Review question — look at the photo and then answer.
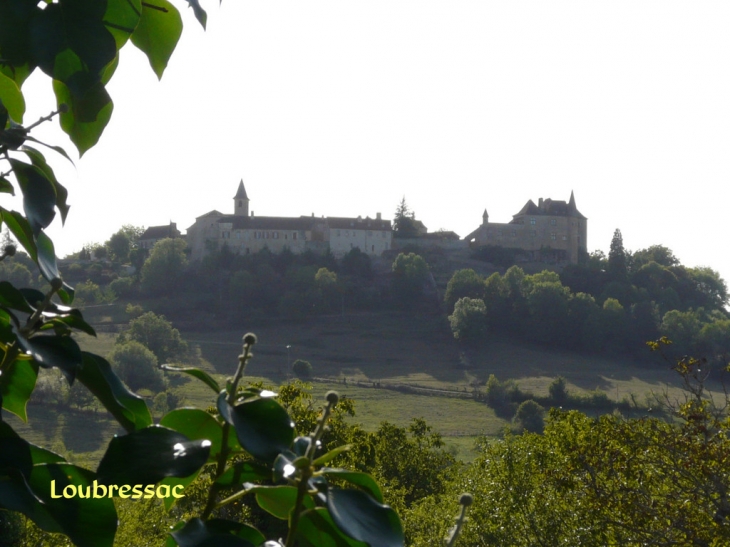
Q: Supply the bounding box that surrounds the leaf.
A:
[131,0,183,79]
[0,176,14,195]
[104,0,143,49]
[326,488,404,547]
[0,359,38,422]
[27,464,118,547]
[0,72,25,122]
[312,445,353,468]
[244,484,314,520]
[159,408,225,509]
[321,469,383,503]
[96,425,210,487]
[217,392,295,462]
[0,209,37,261]
[20,145,71,223]
[23,136,75,166]
[214,460,270,488]
[15,332,82,384]
[53,79,113,156]
[35,230,75,304]
[0,281,35,313]
[170,518,264,547]
[77,352,151,432]
[184,0,207,29]
[9,159,56,236]
[296,508,368,547]
[161,365,220,394]
[0,421,65,472]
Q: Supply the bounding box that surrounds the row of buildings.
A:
[139,180,588,264]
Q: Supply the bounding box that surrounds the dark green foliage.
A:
[607,228,628,281]
[513,399,545,433]
[548,376,568,403]
[471,244,523,268]
[392,197,419,239]
[448,297,487,342]
[141,238,188,295]
[391,252,430,306]
[444,269,485,313]
[118,311,188,364]
[292,359,313,379]
[107,340,165,393]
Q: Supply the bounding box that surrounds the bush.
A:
[292,359,313,379]
[548,376,568,404]
[514,399,545,433]
[109,276,136,298]
[108,341,165,392]
[118,311,187,364]
[449,297,487,342]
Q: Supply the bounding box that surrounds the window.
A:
[551,232,557,240]
[550,219,556,226]
[293,232,298,240]
[530,218,536,225]
[273,232,279,239]
[562,235,567,241]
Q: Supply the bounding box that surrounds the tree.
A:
[514,399,545,433]
[106,230,131,263]
[118,311,187,364]
[141,237,188,295]
[448,297,487,342]
[391,252,430,305]
[444,269,485,313]
[607,228,628,281]
[107,341,165,393]
[393,196,419,238]
[291,359,313,379]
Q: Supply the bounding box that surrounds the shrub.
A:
[514,399,545,433]
[108,341,165,392]
[292,359,313,379]
[109,276,136,298]
[548,376,568,404]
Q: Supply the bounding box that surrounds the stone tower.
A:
[234,179,249,216]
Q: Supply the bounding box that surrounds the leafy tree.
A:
[0,260,32,287]
[393,196,420,238]
[141,237,188,295]
[444,269,485,313]
[118,311,187,364]
[391,252,430,305]
[106,230,131,263]
[108,340,165,393]
[291,359,313,379]
[548,376,568,404]
[513,399,545,433]
[448,297,487,342]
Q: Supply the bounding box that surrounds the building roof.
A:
[139,223,180,241]
[219,215,321,231]
[326,216,392,230]
[234,180,248,200]
[512,193,586,220]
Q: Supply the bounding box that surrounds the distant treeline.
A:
[447,235,729,361]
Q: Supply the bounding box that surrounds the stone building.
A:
[464,192,587,264]
[138,222,181,250]
[185,181,393,261]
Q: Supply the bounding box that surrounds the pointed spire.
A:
[234,179,248,200]
[568,190,576,210]
[482,208,489,225]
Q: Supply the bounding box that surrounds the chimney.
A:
[538,197,543,207]
[376,212,381,220]
[251,211,254,217]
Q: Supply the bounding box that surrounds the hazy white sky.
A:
[17,1,730,282]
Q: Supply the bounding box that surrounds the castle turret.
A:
[482,208,489,226]
[234,180,249,216]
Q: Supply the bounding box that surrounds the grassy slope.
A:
[8,310,703,464]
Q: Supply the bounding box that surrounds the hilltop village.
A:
[139,180,588,264]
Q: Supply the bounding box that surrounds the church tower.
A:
[234,180,249,216]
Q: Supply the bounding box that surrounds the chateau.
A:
[465,192,587,264]
[185,181,393,261]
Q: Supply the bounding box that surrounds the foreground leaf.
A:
[217,392,295,462]
[0,72,25,122]
[131,0,183,79]
[170,518,264,547]
[321,469,383,503]
[161,365,220,394]
[96,425,210,486]
[326,488,404,547]
[0,359,39,421]
[297,508,368,547]
[77,352,151,432]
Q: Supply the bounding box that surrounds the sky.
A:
[14,1,730,283]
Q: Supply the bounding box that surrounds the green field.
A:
[7,311,708,464]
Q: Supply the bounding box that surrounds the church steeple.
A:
[568,190,576,211]
[482,208,489,225]
[234,179,249,216]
